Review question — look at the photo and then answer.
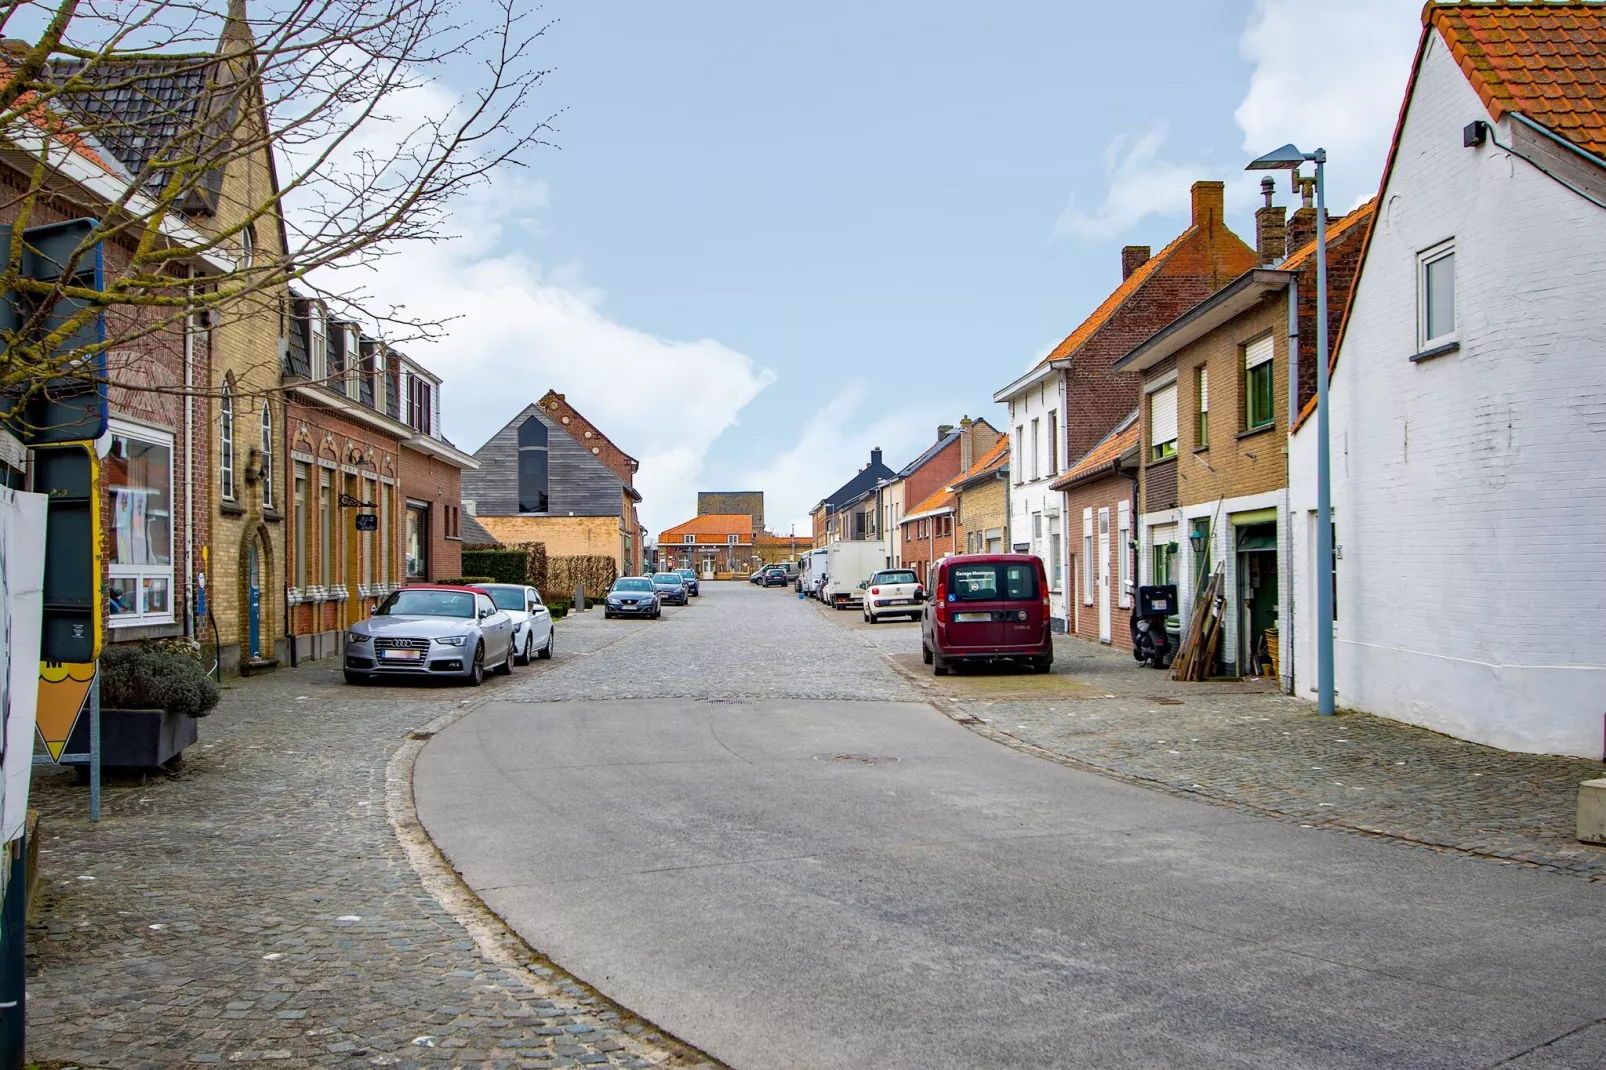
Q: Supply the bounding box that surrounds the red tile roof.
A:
[1430,1,1606,159]
[1051,415,1139,491]
[1036,229,1191,369]
[1282,199,1378,272]
[967,437,1009,477]
[904,486,956,521]
[660,514,754,541]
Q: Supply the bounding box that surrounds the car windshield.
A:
[485,587,529,611]
[676,569,695,578]
[874,571,919,585]
[378,589,475,618]
[613,578,654,592]
[947,563,1039,602]
[653,573,683,583]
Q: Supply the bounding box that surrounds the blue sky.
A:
[381,0,1424,535]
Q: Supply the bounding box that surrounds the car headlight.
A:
[434,635,469,647]
[347,631,370,645]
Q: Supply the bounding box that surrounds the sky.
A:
[359,0,1426,538]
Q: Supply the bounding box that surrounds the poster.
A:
[0,486,47,846]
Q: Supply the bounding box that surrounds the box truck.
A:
[820,541,886,609]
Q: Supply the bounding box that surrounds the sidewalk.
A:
[852,611,1606,880]
[24,609,718,1069]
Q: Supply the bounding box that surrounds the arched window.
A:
[260,404,274,509]
[517,416,549,514]
[220,383,235,501]
[241,224,256,268]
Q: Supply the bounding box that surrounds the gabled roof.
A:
[822,455,898,512]
[461,512,500,549]
[1036,228,1194,371]
[952,437,1010,491]
[1431,1,1606,160]
[661,513,754,538]
[1281,199,1378,271]
[903,485,956,523]
[1051,409,1139,491]
[538,389,640,483]
[897,430,960,478]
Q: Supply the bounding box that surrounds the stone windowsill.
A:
[220,500,246,517]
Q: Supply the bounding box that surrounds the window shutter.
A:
[1245,335,1274,370]
[1150,384,1178,448]
[1082,508,1093,538]
[1198,368,1209,413]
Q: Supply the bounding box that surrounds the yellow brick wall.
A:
[476,515,623,565]
[958,479,1009,551]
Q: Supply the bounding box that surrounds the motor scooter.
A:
[1131,584,1177,669]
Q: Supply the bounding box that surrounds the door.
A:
[1097,509,1112,643]
[247,543,262,659]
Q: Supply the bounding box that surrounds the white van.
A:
[800,548,830,597]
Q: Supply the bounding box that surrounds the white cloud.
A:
[742,384,954,537]
[1057,0,1421,239]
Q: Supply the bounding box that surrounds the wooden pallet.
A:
[1171,568,1226,682]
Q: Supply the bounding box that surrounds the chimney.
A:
[870,447,883,469]
[1121,246,1151,280]
[1190,181,1225,231]
[959,417,975,472]
[938,424,954,439]
[1255,176,1287,266]
[1286,175,1318,255]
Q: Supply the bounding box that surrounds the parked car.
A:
[761,565,790,588]
[604,576,661,619]
[799,547,829,595]
[344,584,516,686]
[675,568,701,597]
[653,571,691,605]
[920,555,1052,676]
[748,568,766,585]
[478,583,555,663]
[860,568,923,624]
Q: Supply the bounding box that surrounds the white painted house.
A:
[993,365,1068,627]
[1289,2,1606,758]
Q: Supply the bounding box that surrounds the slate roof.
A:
[896,430,960,479]
[460,513,500,549]
[1051,409,1139,491]
[821,453,898,513]
[464,403,631,518]
[1431,1,1606,159]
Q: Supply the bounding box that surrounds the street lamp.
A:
[1247,143,1333,716]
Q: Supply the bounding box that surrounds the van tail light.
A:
[935,579,948,622]
[870,587,880,595]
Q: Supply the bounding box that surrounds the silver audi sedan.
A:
[343,585,516,686]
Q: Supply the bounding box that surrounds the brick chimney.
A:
[1121,246,1151,280]
[1191,181,1225,232]
[938,424,954,440]
[1286,175,1317,255]
[1255,177,1286,266]
[959,417,975,472]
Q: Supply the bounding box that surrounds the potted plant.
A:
[64,642,220,768]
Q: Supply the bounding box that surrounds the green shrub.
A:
[512,541,549,592]
[461,549,531,585]
[545,555,617,603]
[545,599,570,619]
[436,576,496,586]
[101,645,221,718]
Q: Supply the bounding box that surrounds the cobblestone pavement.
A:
[26,599,723,1069]
[829,602,1606,880]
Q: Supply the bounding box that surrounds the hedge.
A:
[546,555,617,603]
[461,549,531,585]
[437,576,495,586]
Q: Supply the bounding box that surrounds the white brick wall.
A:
[1289,32,1606,758]
[1001,371,1068,626]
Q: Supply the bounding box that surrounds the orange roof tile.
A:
[1036,228,1194,369]
[659,513,754,539]
[1282,199,1379,272]
[969,437,1010,477]
[905,486,956,520]
[1430,1,1606,159]
[1051,417,1139,491]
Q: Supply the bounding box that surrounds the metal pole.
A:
[1313,151,1335,717]
[89,664,101,821]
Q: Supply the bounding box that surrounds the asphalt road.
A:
[415,582,1606,1069]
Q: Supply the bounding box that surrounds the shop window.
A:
[106,426,175,626]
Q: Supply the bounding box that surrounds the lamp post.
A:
[1248,143,1333,716]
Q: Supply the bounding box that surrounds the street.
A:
[416,582,1606,1070]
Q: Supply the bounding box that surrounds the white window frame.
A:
[106,421,177,628]
[1147,378,1178,462]
[1081,507,1094,605]
[219,383,235,500]
[727,534,738,545]
[260,404,274,510]
[1417,239,1457,350]
[1117,501,1131,607]
[683,534,696,544]
[1031,417,1041,481]
[309,302,327,381]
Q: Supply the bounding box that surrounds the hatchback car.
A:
[861,568,924,624]
[604,577,661,619]
[344,585,516,686]
[653,572,691,605]
[675,568,701,597]
[920,555,1052,675]
[760,565,789,588]
[478,583,555,663]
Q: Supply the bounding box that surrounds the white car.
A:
[861,568,924,623]
[479,583,555,663]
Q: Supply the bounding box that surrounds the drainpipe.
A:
[1284,277,1299,695]
[1121,462,1139,639]
[184,305,195,640]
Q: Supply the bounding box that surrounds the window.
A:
[363,475,377,586]
[727,534,738,545]
[293,462,308,588]
[380,482,392,585]
[106,426,174,626]
[1015,424,1025,484]
[1046,410,1058,474]
[1032,512,1042,540]
[684,534,696,544]
[319,469,333,587]
[1031,418,1041,480]
[407,373,434,435]
[1148,381,1177,461]
[260,404,274,510]
[219,383,235,500]
[517,416,550,513]
[1153,539,1177,587]
[947,562,1039,601]
[1195,366,1209,448]
[309,303,327,381]
[406,504,429,580]
[1117,501,1131,607]
[1419,241,1456,347]
[1245,336,1275,430]
[1048,514,1062,593]
[240,224,255,268]
[1082,508,1094,604]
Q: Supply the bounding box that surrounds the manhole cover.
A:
[1148,697,1184,706]
[812,753,900,765]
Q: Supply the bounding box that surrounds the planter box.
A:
[62,708,198,768]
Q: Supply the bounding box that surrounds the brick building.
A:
[953,438,1010,556]
[698,491,764,531]
[1051,413,1139,652]
[811,448,896,547]
[898,420,1004,580]
[659,514,755,574]
[994,181,1257,632]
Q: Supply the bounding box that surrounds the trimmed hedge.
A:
[512,541,549,593]
[437,576,496,586]
[102,645,221,718]
[461,550,531,585]
[546,555,617,603]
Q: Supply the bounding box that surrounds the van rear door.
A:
[943,560,1042,651]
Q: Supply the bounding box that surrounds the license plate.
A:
[890,599,912,605]
[955,612,992,623]
[380,649,422,660]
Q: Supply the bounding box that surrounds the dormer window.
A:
[309,303,327,381]
[517,416,550,513]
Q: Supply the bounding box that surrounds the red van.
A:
[919,554,1053,675]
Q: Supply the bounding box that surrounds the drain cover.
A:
[1148,697,1184,707]
[812,753,900,765]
